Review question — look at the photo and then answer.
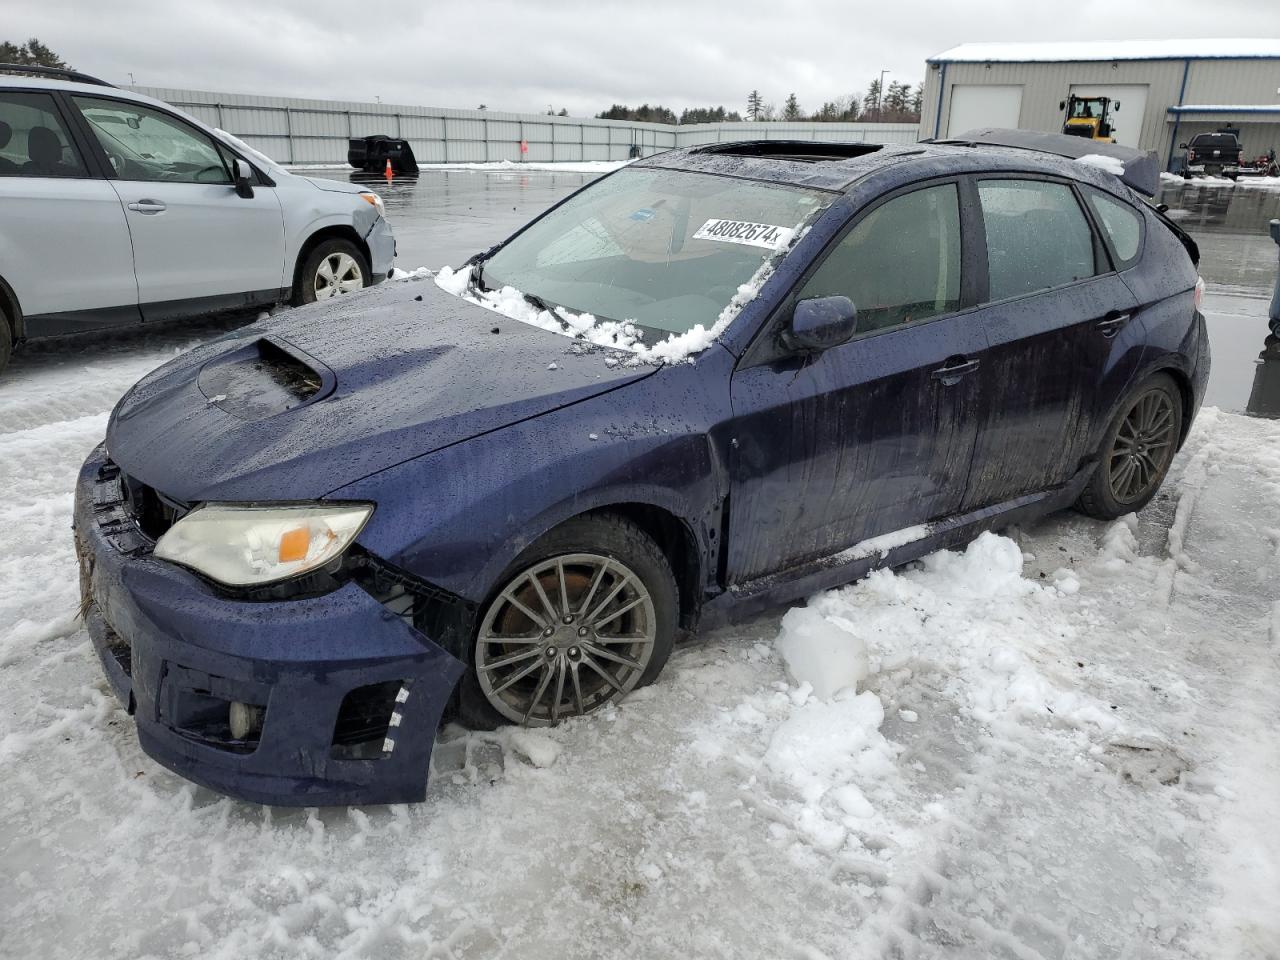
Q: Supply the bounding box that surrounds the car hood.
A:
[106,279,656,503]
[300,175,367,195]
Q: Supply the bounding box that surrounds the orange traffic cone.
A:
[384,158,394,182]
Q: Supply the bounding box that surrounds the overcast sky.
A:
[10,1,1280,116]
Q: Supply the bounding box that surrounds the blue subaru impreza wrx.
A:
[74,131,1208,805]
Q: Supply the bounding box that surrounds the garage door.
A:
[947,85,1023,137]
[1068,84,1149,148]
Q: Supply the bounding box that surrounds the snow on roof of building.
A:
[1167,104,1280,114]
[930,39,1280,64]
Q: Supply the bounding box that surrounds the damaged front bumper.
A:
[72,445,466,806]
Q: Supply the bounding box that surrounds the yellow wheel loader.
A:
[1059,95,1119,143]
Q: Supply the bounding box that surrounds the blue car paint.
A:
[74,141,1207,805]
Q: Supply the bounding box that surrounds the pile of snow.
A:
[1160,171,1280,189]
[428,253,788,365]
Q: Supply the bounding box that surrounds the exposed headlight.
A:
[359,191,387,219]
[153,503,373,587]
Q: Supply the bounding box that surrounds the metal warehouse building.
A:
[920,39,1280,171]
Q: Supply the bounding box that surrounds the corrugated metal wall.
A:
[130,86,920,165]
[919,56,1280,169]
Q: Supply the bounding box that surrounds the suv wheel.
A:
[458,515,677,729]
[1076,373,1183,520]
[294,239,369,305]
[0,313,11,377]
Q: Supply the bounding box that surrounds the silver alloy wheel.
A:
[313,252,364,299]
[475,553,657,725]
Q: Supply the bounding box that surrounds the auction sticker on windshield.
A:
[693,219,795,250]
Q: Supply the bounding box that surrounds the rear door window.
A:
[71,97,231,184]
[1085,189,1143,266]
[798,183,962,335]
[978,179,1097,300]
[0,91,88,178]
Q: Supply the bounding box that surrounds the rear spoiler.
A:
[931,128,1161,198]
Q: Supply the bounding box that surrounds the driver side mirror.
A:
[1180,143,1188,150]
[1058,100,1066,111]
[781,296,858,354]
[1113,101,1120,111]
[233,158,255,199]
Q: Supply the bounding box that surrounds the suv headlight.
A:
[154,503,373,587]
[359,191,387,219]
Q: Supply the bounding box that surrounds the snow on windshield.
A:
[430,251,792,365]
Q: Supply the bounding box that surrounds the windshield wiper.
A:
[522,291,560,317]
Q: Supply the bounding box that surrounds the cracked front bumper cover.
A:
[73,445,466,806]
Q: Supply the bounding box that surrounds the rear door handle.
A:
[126,199,167,214]
[1094,312,1132,338]
[931,357,980,385]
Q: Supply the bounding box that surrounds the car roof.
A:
[0,75,189,115]
[634,139,1141,199]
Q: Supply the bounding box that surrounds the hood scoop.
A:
[197,337,335,420]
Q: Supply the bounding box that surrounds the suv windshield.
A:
[480,167,831,340]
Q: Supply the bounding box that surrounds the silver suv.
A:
[0,66,395,376]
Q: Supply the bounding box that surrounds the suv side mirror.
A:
[233,158,255,199]
[1180,143,1188,150]
[781,296,858,354]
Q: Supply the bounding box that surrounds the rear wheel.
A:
[1076,374,1183,520]
[294,239,369,305]
[458,515,677,729]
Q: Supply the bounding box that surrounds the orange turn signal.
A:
[278,527,310,563]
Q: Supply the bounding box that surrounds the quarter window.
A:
[978,180,1097,300]
[0,91,88,178]
[1086,189,1142,265]
[72,97,231,184]
[798,183,962,335]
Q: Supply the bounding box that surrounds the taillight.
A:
[1194,276,1205,310]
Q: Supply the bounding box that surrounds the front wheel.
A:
[294,239,369,305]
[458,515,677,729]
[1076,374,1183,520]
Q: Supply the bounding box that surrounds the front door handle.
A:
[126,199,167,214]
[931,356,980,386]
[1094,312,1132,339]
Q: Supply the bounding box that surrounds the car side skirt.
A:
[700,465,1092,630]
[23,288,289,338]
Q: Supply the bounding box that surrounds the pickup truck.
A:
[1180,132,1244,179]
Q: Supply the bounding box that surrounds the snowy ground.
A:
[1160,171,1280,190]
[2,311,1279,959]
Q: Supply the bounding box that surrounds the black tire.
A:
[293,238,370,306]
[0,314,11,378]
[1076,373,1183,520]
[457,514,678,730]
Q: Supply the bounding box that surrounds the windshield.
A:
[1069,99,1100,119]
[480,167,831,341]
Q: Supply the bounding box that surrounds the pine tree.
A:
[783,93,802,122]
[909,84,924,118]
[747,90,764,122]
[863,78,883,119]
[0,38,71,69]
